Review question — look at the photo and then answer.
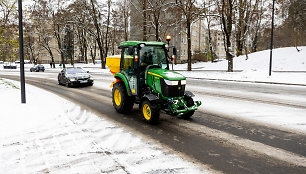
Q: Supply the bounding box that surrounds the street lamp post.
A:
[269,0,276,76]
[18,0,26,103]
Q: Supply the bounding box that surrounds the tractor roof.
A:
[119,41,166,47]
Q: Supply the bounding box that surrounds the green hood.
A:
[148,68,186,80]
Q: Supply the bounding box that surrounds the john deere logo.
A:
[178,86,181,90]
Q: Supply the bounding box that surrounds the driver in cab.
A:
[140,50,153,72]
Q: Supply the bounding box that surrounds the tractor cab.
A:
[106,40,201,124]
[118,41,172,97]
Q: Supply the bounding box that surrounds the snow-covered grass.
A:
[0,78,210,173]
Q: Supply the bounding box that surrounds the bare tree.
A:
[90,0,106,69]
[30,0,57,67]
[121,0,129,41]
[104,0,112,58]
[146,0,168,41]
[202,0,218,62]
[250,0,265,53]
[175,0,205,71]
[217,0,235,72]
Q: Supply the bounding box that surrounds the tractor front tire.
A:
[112,82,134,113]
[141,100,160,124]
[180,97,195,119]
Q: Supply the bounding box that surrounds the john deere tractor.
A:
[106,40,201,124]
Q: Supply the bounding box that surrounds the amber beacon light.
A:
[166,35,171,42]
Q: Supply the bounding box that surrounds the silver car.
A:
[58,67,94,87]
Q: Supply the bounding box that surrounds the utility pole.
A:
[269,0,275,76]
[18,0,26,103]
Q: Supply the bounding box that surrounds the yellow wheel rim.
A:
[143,104,151,120]
[114,89,121,106]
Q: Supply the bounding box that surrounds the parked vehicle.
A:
[95,60,101,64]
[24,60,31,64]
[106,39,201,124]
[3,62,17,69]
[58,67,93,87]
[30,65,45,72]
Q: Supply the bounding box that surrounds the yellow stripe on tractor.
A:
[148,72,163,78]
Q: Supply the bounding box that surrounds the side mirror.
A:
[173,47,177,56]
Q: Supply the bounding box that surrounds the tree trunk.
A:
[221,0,233,72]
[155,15,159,41]
[236,0,244,57]
[244,45,249,60]
[187,18,192,71]
[48,49,55,68]
[123,0,128,41]
[143,0,147,41]
[90,0,105,69]
[56,26,65,68]
[252,32,258,52]
[207,20,214,62]
[104,0,111,59]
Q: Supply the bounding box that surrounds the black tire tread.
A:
[141,100,160,124]
[112,82,134,113]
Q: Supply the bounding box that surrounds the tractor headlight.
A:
[181,80,186,85]
[164,79,178,86]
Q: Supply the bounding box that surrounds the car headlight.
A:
[69,77,77,81]
[181,80,186,85]
[164,79,178,86]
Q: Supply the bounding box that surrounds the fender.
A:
[115,72,132,96]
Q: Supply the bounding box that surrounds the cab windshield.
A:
[139,46,168,69]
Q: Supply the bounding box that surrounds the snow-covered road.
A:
[2,68,306,133]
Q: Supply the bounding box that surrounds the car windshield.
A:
[140,46,168,69]
[66,68,86,74]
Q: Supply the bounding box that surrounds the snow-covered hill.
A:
[175,46,306,72]
[174,47,306,85]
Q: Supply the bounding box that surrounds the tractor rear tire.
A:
[141,100,160,124]
[112,82,134,113]
[180,97,195,119]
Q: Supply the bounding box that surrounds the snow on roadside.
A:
[191,93,306,134]
[0,78,212,174]
[174,47,306,72]
[174,47,306,85]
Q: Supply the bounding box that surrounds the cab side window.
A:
[122,47,136,74]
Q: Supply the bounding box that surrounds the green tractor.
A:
[106,40,201,124]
